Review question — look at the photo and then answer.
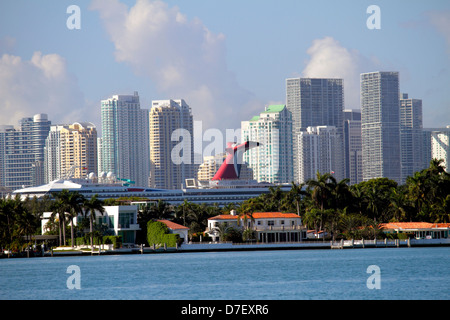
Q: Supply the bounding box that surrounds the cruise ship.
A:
[12,141,292,206]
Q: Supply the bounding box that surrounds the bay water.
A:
[0,247,448,300]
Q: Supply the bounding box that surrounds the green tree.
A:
[67,192,85,248]
[83,194,105,253]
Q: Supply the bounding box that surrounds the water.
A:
[0,247,448,300]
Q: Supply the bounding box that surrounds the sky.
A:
[0,0,449,135]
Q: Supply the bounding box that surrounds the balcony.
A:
[206,225,303,233]
[117,223,141,231]
[253,225,303,232]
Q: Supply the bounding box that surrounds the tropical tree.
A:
[50,191,71,246]
[213,223,231,242]
[83,194,105,253]
[286,182,307,216]
[67,192,85,248]
[0,198,16,250]
[306,172,336,231]
[237,200,256,230]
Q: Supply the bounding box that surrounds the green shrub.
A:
[147,220,180,247]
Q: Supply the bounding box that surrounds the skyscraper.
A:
[149,99,194,189]
[343,109,363,185]
[241,105,293,184]
[44,122,98,182]
[400,93,424,182]
[100,92,150,187]
[286,78,344,183]
[297,126,343,184]
[0,114,51,190]
[431,126,450,173]
[360,71,401,184]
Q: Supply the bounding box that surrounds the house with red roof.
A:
[207,210,305,243]
[379,222,450,239]
[158,220,189,244]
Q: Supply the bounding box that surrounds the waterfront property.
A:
[206,210,306,243]
[158,220,189,244]
[42,205,140,245]
[380,222,450,240]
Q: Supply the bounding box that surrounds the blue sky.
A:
[0,0,449,133]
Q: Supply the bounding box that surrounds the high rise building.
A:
[430,126,450,173]
[400,93,424,181]
[241,105,293,184]
[149,99,194,189]
[0,114,51,190]
[286,78,344,183]
[297,126,344,184]
[44,122,98,182]
[343,109,363,185]
[100,92,150,187]
[360,72,401,184]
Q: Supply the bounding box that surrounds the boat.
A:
[12,142,291,206]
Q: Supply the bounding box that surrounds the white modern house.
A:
[41,205,141,245]
[206,210,305,243]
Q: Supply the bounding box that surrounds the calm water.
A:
[0,247,448,300]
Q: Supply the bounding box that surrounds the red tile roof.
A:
[158,220,189,230]
[380,222,450,230]
[208,212,300,220]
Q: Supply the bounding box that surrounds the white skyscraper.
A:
[100,92,150,187]
[241,105,293,184]
[297,126,344,184]
[149,99,194,189]
[361,72,401,184]
[431,126,450,173]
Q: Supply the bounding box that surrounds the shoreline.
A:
[2,238,449,258]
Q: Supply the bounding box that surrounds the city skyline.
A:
[0,0,449,134]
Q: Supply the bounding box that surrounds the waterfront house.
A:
[41,205,141,245]
[158,220,189,244]
[306,230,328,239]
[206,210,306,243]
[380,222,450,239]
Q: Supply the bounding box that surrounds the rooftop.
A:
[209,212,300,220]
[261,105,286,113]
[158,220,189,230]
[380,222,450,230]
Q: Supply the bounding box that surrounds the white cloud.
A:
[0,52,91,127]
[90,0,260,131]
[301,36,381,109]
[426,10,450,55]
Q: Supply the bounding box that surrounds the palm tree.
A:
[288,182,307,216]
[67,192,85,248]
[51,191,72,246]
[306,172,335,231]
[150,200,173,220]
[237,200,255,230]
[0,198,16,252]
[13,197,38,250]
[213,223,231,242]
[83,195,105,253]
